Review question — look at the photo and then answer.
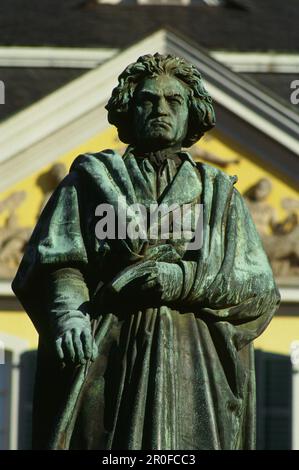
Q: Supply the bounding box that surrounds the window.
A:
[0,350,12,450]
[0,334,29,450]
[255,350,292,449]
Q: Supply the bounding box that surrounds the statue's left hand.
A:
[108,261,184,305]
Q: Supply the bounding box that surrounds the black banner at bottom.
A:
[1,449,298,467]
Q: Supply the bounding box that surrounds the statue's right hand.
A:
[54,324,98,366]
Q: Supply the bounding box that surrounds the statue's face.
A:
[133,74,189,151]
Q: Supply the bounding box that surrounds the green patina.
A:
[12,53,280,450]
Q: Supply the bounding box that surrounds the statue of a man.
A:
[12,53,280,450]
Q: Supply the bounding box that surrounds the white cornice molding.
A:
[1,46,298,73]
[0,282,13,296]
[211,51,299,73]
[0,46,118,68]
[279,287,299,303]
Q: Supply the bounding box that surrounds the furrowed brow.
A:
[166,93,184,100]
[138,91,185,101]
[138,90,160,99]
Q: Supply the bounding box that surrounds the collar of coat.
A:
[70,147,203,211]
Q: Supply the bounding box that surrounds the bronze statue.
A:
[12,54,280,450]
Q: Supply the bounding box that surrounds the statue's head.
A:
[106,53,215,152]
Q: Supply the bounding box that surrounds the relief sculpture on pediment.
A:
[0,191,32,279]
[0,163,67,280]
[244,178,299,281]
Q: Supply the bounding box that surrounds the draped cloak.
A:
[12,149,280,450]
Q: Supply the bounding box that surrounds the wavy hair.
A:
[106,53,216,147]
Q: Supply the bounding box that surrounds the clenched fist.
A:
[97,260,184,309]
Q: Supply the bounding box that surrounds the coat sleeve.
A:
[12,171,91,337]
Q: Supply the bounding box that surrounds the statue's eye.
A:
[139,97,153,107]
[168,96,182,105]
[138,93,155,106]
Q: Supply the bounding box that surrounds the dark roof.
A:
[0,0,299,51]
[0,67,85,122]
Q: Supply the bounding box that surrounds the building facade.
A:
[0,1,299,449]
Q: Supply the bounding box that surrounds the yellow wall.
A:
[254,316,299,356]
[0,312,38,349]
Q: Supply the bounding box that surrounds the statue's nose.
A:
[156,97,168,116]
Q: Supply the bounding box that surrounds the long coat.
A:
[12,149,280,450]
